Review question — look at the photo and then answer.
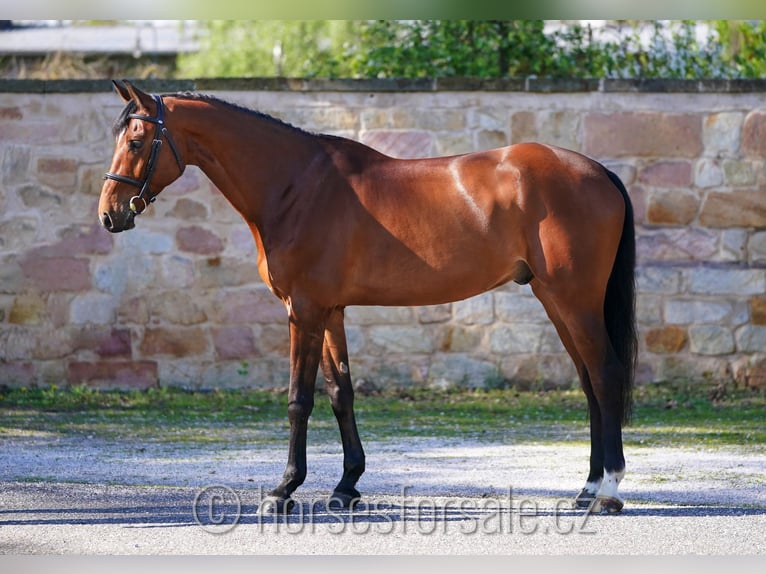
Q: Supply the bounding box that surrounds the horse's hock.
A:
[1,78,765,391]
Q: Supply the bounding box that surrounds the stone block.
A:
[471,106,509,132]
[510,111,535,144]
[638,228,718,263]
[196,256,260,289]
[368,325,434,354]
[18,184,62,210]
[213,325,257,360]
[346,305,413,325]
[735,325,766,353]
[584,112,702,158]
[168,198,208,220]
[742,109,766,158]
[254,324,291,356]
[732,356,766,389]
[453,293,494,325]
[78,165,107,196]
[434,133,474,155]
[391,108,466,131]
[427,354,498,388]
[748,232,766,264]
[0,325,37,360]
[657,355,732,383]
[688,325,735,355]
[700,190,766,228]
[0,217,39,251]
[67,361,157,390]
[160,255,196,289]
[500,354,576,387]
[476,130,507,151]
[416,304,452,324]
[0,106,23,120]
[750,296,766,326]
[117,296,149,325]
[664,299,733,325]
[359,130,433,159]
[0,120,63,144]
[436,325,484,353]
[70,292,116,324]
[645,326,687,354]
[687,267,765,296]
[140,327,209,358]
[8,293,46,325]
[94,256,154,297]
[37,157,78,188]
[703,112,742,157]
[694,159,724,188]
[720,229,747,262]
[636,267,681,294]
[646,188,699,225]
[0,362,35,386]
[627,184,647,224]
[20,256,92,292]
[638,161,692,187]
[0,145,26,189]
[148,291,208,325]
[636,295,663,325]
[176,225,225,255]
[494,293,548,323]
[722,160,756,186]
[29,224,113,258]
[490,323,564,355]
[215,287,287,324]
[510,110,580,150]
[70,326,132,358]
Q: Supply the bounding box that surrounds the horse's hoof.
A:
[574,488,596,509]
[589,495,624,514]
[258,496,295,515]
[327,489,361,510]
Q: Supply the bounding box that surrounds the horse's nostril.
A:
[101,212,113,230]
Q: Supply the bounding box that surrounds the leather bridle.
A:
[103,94,184,214]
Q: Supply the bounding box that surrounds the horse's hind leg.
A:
[557,304,627,513]
[320,307,366,508]
[532,286,605,508]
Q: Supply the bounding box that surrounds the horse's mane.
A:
[112,91,317,140]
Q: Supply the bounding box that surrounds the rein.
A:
[103,94,184,214]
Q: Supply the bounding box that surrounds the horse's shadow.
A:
[1,483,763,529]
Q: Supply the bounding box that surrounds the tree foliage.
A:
[176,20,766,79]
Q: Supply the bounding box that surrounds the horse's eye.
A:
[128,140,143,152]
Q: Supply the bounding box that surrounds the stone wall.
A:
[1,78,765,391]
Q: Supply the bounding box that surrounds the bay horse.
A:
[99,80,636,514]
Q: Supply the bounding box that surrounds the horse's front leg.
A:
[320,307,366,509]
[265,300,327,513]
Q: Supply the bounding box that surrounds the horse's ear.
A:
[112,80,131,103]
[121,79,156,113]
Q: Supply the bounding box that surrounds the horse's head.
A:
[99,80,185,233]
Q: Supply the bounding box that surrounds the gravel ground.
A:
[1,433,765,554]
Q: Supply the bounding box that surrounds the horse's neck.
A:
[176,100,317,226]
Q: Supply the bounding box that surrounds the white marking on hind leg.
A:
[590,469,625,513]
[597,469,624,499]
[582,479,602,498]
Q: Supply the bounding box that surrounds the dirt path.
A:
[1,434,765,554]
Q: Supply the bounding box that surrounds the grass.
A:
[0,381,764,451]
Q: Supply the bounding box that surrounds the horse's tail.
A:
[603,167,637,425]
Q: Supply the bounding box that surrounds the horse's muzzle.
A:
[100,210,135,233]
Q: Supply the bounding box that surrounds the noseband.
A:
[103,94,184,214]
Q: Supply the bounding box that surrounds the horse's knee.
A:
[287,397,314,424]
